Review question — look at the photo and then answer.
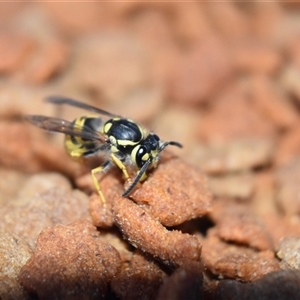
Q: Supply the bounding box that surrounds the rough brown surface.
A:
[198,85,276,143]
[1,2,300,299]
[277,236,300,270]
[0,173,91,248]
[156,261,204,300]
[111,250,168,300]
[202,233,279,281]
[0,168,28,206]
[197,137,274,175]
[0,231,32,300]
[208,172,255,199]
[113,195,202,267]
[210,199,274,251]
[131,157,212,226]
[275,157,300,216]
[19,220,121,300]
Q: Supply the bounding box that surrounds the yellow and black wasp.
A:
[26,96,182,203]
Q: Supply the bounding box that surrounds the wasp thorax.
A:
[104,119,143,143]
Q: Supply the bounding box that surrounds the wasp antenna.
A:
[169,141,183,148]
[159,141,182,152]
[122,160,151,197]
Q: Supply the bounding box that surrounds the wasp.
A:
[26,96,182,203]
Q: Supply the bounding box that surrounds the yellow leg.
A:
[110,153,129,179]
[91,165,106,204]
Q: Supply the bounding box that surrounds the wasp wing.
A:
[25,115,107,143]
[45,96,121,118]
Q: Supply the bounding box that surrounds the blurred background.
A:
[1,2,300,209]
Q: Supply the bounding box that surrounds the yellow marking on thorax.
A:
[103,122,112,134]
[118,139,139,146]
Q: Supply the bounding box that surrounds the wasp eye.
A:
[137,146,146,156]
[135,146,150,168]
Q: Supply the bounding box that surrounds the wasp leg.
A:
[110,153,129,179]
[91,160,111,204]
